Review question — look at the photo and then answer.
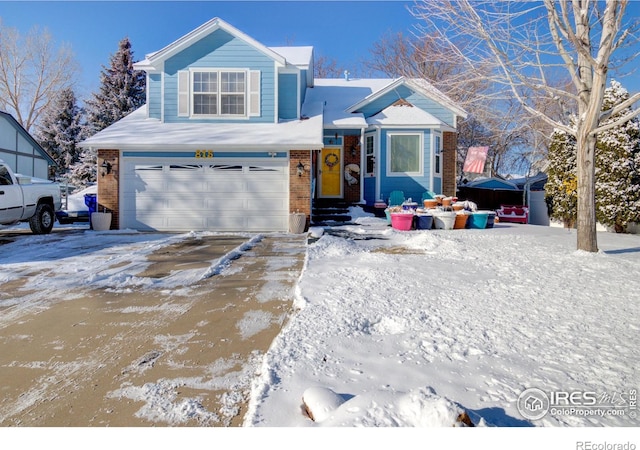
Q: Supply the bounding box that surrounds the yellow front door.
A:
[320,148,342,197]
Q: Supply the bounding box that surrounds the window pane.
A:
[366,136,375,174]
[194,72,217,93]
[194,93,217,115]
[221,94,245,115]
[221,72,245,93]
[390,135,420,173]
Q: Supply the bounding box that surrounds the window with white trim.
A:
[434,135,442,175]
[365,134,375,176]
[387,132,423,176]
[192,70,245,116]
[178,69,260,118]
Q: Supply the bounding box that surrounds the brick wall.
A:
[343,135,361,203]
[289,150,311,229]
[442,132,458,198]
[97,149,119,229]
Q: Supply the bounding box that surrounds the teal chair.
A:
[388,190,405,206]
[421,191,437,202]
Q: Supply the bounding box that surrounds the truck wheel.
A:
[29,203,55,234]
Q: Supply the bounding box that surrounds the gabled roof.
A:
[0,110,56,165]
[346,77,468,120]
[366,101,446,127]
[134,17,287,71]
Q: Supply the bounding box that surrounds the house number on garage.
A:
[195,150,214,158]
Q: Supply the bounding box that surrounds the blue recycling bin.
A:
[84,193,97,229]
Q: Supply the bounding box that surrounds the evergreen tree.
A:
[83,36,146,136]
[66,144,97,187]
[70,37,146,187]
[594,81,640,232]
[545,80,640,231]
[35,87,83,179]
[545,128,578,228]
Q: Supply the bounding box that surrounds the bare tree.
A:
[365,30,538,180]
[0,19,77,132]
[411,0,640,252]
[314,55,346,78]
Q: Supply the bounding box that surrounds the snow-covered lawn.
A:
[245,210,640,429]
[3,212,639,446]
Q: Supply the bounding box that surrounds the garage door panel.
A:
[122,158,290,232]
[206,179,246,193]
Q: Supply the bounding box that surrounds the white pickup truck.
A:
[0,160,62,234]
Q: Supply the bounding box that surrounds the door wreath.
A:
[324,152,339,169]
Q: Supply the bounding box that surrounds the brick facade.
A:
[289,150,312,229]
[97,149,119,230]
[442,131,458,198]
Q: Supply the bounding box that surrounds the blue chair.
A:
[388,190,405,206]
[421,190,437,201]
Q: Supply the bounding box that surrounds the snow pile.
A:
[302,385,478,427]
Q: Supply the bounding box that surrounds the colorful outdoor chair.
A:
[421,190,437,201]
[388,190,405,206]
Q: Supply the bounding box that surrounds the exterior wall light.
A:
[101,160,112,177]
[297,161,305,177]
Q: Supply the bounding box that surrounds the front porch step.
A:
[311,200,353,225]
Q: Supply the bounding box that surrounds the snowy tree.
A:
[66,144,96,188]
[34,87,83,178]
[545,80,640,231]
[594,81,640,232]
[82,36,146,137]
[545,128,578,228]
[70,37,145,186]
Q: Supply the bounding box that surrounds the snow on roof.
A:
[134,17,286,71]
[366,102,445,127]
[304,78,396,129]
[345,77,467,121]
[79,104,324,150]
[269,46,313,68]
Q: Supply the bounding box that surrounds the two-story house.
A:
[79,17,467,232]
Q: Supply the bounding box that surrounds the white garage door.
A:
[121,158,289,232]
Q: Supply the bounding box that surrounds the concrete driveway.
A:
[0,230,307,426]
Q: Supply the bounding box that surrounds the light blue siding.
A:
[278,73,298,120]
[162,29,276,123]
[148,73,162,119]
[358,85,455,127]
[378,129,435,202]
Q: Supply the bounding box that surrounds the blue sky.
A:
[1,0,417,99]
[2,0,639,101]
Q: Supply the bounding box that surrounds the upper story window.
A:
[193,70,246,117]
[179,69,260,119]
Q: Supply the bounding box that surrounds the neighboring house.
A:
[0,111,56,179]
[79,17,467,232]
